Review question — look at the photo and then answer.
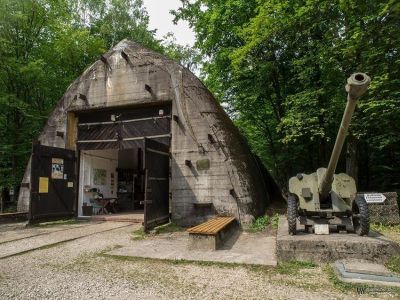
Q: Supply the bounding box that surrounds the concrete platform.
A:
[79,211,144,223]
[276,216,400,263]
[108,230,277,266]
[0,212,28,223]
[334,259,400,287]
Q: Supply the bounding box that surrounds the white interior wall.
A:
[78,149,118,216]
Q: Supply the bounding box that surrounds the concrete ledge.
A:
[108,231,277,266]
[0,212,28,224]
[276,216,400,263]
[334,260,400,288]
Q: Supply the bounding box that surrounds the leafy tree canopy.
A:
[0,0,196,204]
[173,0,400,190]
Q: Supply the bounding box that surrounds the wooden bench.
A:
[187,216,238,250]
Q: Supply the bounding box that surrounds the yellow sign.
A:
[39,177,49,193]
[67,182,74,188]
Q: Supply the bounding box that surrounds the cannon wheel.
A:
[352,195,369,236]
[287,195,298,235]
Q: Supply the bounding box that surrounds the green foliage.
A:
[370,223,400,245]
[132,227,146,240]
[323,265,357,293]
[162,33,202,73]
[248,215,270,232]
[271,213,280,229]
[174,0,400,191]
[0,0,198,209]
[371,223,400,234]
[34,218,85,227]
[386,256,400,275]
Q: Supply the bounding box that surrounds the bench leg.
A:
[188,234,217,251]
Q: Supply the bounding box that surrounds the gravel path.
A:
[0,222,131,258]
[0,222,91,244]
[0,222,394,299]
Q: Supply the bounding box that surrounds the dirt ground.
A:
[0,221,399,300]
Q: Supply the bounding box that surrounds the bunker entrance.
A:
[75,104,171,229]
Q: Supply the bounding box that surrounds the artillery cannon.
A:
[287,73,371,235]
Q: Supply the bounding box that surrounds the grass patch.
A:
[248,215,270,232]
[154,222,184,235]
[245,213,281,232]
[371,223,400,234]
[132,227,146,240]
[34,218,86,227]
[276,260,317,275]
[371,223,400,245]
[271,213,280,229]
[324,264,356,293]
[386,256,400,275]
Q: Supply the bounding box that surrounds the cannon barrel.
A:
[319,73,371,200]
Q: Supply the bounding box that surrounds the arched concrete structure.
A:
[18,40,281,226]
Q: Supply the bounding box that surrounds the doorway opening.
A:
[78,147,146,222]
[74,104,172,228]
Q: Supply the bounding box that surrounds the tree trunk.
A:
[346,134,358,185]
[319,137,327,167]
[0,188,3,213]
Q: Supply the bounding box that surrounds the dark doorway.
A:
[30,144,76,222]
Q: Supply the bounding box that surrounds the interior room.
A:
[78,148,145,217]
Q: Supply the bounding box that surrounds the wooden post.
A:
[66,112,78,150]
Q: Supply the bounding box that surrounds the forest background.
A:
[1,0,399,210]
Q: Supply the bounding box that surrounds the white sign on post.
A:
[364,193,386,204]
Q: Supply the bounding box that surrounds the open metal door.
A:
[143,138,170,231]
[30,144,76,222]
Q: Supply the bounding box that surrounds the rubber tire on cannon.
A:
[352,195,370,236]
[287,195,298,235]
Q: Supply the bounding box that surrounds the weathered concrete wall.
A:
[18,40,278,225]
[276,216,400,263]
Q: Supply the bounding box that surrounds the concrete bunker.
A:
[17,40,280,228]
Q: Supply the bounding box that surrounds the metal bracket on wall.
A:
[121,50,129,62]
[145,84,152,93]
[56,131,64,139]
[207,133,216,144]
[100,55,112,71]
[230,189,238,199]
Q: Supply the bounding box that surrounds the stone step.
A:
[276,216,400,263]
